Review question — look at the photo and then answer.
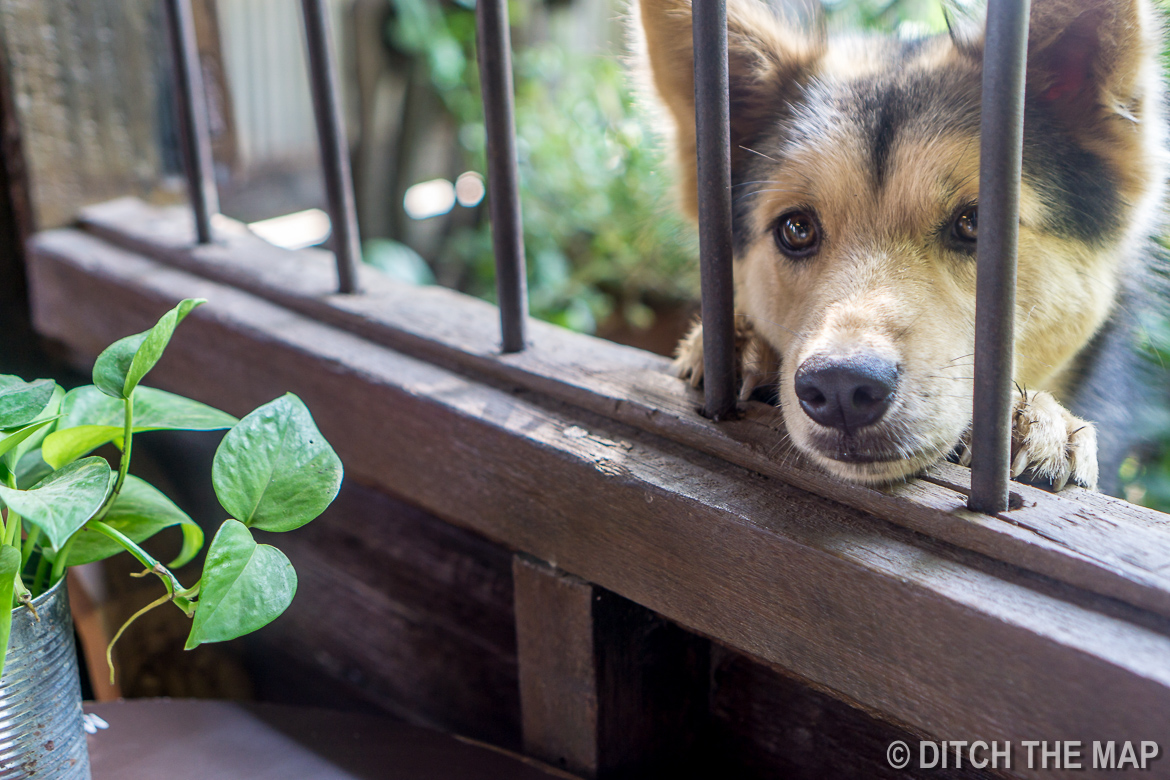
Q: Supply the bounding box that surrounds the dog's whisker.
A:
[739,145,780,162]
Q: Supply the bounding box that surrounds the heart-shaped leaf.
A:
[185,519,296,649]
[0,546,20,678]
[61,475,203,568]
[93,299,205,399]
[14,449,53,490]
[0,377,55,429]
[212,394,342,533]
[0,457,112,549]
[43,386,237,468]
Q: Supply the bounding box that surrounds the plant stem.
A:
[14,572,33,617]
[32,555,48,596]
[87,520,189,597]
[106,591,171,684]
[3,509,19,548]
[113,393,134,499]
[91,392,135,525]
[48,534,77,584]
[20,526,39,569]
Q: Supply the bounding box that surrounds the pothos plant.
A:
[0,298,343,679]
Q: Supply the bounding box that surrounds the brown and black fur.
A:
[633,0,1168,494]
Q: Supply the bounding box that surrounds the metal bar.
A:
[692,0,737,420]
[968,0,1030,514]
[476,0,528,353]
[301,0,361,294]
[163,0,219,245]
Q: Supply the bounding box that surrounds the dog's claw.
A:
[959,446,973,467]
[1007,389,1098,492]
[673,321,706,388]
[1010,448,1030,478]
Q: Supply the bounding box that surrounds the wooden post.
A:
[512,555,708,779]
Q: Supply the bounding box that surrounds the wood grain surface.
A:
[27,228,1170,779]
[74,198,1170,625]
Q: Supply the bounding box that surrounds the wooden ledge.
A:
[71,197,1170,622]
[25,226,1170,774]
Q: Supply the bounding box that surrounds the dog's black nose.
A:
[794,354,898,432]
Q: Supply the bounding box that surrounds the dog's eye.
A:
[952,206,978,242]
[774,211,820,257]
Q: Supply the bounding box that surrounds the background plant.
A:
[384,0,699,333]
[0,299,342,677]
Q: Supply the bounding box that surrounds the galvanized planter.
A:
[0,578,90,779]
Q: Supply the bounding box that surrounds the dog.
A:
[632,0,1168,495]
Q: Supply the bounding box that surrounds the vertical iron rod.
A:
[164,0,219,245]
[301,0,361,294]
[476,0,528,352]
[692,0,737,420]
[968,0,1030,514]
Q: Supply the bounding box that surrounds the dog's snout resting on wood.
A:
[633,0,1169,494]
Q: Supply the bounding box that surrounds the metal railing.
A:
[969,0,1029,513]
[164,0,1029,514]
[164,0,360,292]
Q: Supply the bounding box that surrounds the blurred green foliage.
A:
[386,0,698,333]
[451,47,701,332]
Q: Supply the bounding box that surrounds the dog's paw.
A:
[672,318,781,400]
[673,320,706,388]
[962,389,1098,491]
[738,327,781,401]
[1010,390,1098,491]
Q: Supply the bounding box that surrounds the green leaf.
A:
[212,394,342,533]
[13,449,52,490]
[7,385,64,468]
[0,546,20,678]
[61,475,203,568]
[0,418,57,462]
[59,385,236,430]
[185,519,296,649]
[43,386,236,468]
[363,238,436,285]
[0,457,112,550]
[42,426,122,470]
[0,376,55,429]
[92,299,205,399]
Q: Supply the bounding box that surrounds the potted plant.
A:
[0,298,343,778]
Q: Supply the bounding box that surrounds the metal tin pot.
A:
[0,578,90,779]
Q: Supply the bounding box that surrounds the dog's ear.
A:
[1025,0,1161,126]
[632,0,820,219]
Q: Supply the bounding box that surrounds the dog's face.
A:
[636,0,1167,483]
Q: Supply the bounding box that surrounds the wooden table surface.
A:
[84,699,572,780]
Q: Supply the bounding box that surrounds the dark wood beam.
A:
[26,229,1170,778]
[513,556,707,779]
[74,198,1170,623]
